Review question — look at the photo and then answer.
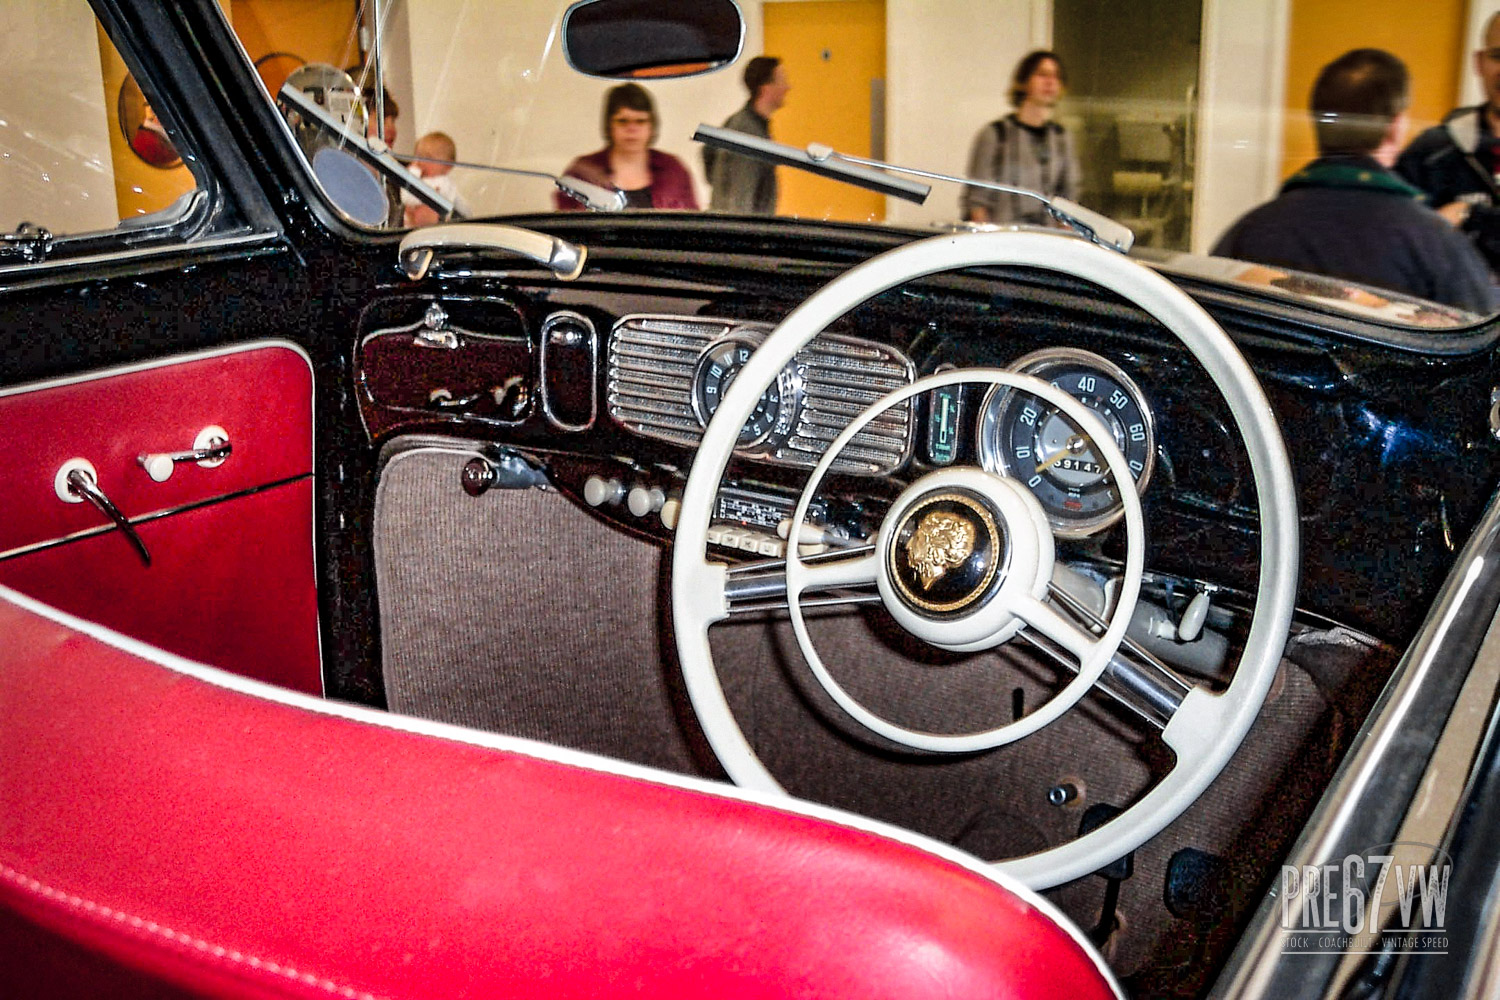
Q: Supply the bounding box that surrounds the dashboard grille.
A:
[607,315,914,475]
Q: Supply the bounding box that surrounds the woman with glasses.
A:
[556,83,699,210]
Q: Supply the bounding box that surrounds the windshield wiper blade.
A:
[693,125,1134,253]
[399,153,627,213]
[281,84,625,215]
[812,145,1134,253]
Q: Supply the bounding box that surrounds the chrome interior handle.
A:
[63,466,151,567]
[138,426,231,482]
[397,223,586,281]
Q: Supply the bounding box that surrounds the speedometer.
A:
[977,348,1155,537]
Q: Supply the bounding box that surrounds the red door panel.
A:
[0,342,321,693]
[0,343,313,552]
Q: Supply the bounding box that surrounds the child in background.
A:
[402,131,466,227]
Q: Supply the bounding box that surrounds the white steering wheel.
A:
[672,230,1299,889]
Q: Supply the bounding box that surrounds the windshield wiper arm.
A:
[399,154,627,213]
[694,124,931,203]
[693,125,1134,253]
[281,84,625,215]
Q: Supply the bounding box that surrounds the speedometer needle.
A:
[1034,435,1089,475]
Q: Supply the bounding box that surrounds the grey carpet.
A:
[372,438,1394,981]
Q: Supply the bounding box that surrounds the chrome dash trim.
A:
[538,310,599,432]
[605,313,915,475]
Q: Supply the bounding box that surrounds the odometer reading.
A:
[978,348,1155,536]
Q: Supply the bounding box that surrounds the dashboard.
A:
[350,262,1500,642]
[606,319,1159,542]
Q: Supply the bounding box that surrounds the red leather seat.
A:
[0,588,1119,999]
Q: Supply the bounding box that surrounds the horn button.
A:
[890,492,1005,616]
[875,467,1056,652]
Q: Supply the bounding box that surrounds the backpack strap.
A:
[990,118,1010,185]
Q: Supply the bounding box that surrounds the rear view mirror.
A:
[562,0,744,79]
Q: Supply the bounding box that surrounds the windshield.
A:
[217,1,1499,329]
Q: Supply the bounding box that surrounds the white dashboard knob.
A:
[659,498,681,530]
[627,486,665,517]
[1178,590,1212,642]
[778,518,830,545]
[584,475,624,507]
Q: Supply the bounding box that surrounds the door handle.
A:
[138,426,232,482]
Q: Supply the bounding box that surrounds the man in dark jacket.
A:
[1214,49,1495,314]
[1397,13,1500,275]
[706,56,789,215]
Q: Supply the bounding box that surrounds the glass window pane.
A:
[0,0,201,241]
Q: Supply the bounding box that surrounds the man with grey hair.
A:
[1398,11,1500,276]
[1215,48,1494,312]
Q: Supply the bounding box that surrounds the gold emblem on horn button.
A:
[906,512,975,589]
[889,491,1005,616]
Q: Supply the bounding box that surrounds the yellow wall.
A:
[98,0,356,221]
[96,25,197,221]
[232,0,361,94]
[764,0,887,222]
[1281,0,1467,177]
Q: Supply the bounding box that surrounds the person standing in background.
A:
[707,56,790,214]
[961,51,1079,225]
[1397,12,1500,276]
[556,83,699,211]
[1215,49,1494,313]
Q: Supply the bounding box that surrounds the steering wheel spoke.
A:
[1014,593,1103,662]
[793,546,880,592]
[1014,615,1192,731]
[723,546,880,615]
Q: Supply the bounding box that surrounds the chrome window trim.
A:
[0,232,281,281]
[1213,482,1500,998]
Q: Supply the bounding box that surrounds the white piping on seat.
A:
[0,863,376,1000]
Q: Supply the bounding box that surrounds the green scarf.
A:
[1281,158,1426,201]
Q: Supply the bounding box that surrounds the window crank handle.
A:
[65,468,151,567]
